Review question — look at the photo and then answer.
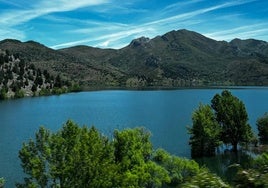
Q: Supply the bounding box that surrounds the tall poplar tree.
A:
[211,90,253,151]
[188,104,221,157]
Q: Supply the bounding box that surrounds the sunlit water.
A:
[1,88,268,186]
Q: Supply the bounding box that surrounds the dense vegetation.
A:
[0,49,81,99]
[257,113,268,143]
[188,104,222,157]
[16,120,229,188]
[15,120,268,188]
[187,90,268,187]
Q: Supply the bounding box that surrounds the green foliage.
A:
[18,121,229,188]
[153,149,200,186]
[14,89,24,98]
[0,88,7,100]
[254,152,268,173]
[188,104,221,157]
[31,84,37,92]
[39,88,51,96]
[113,128,170,187]
[211,90,253,151]
[234,152,268,187]
[18,121,116,188]
[54,74,62,88]
[114,128,152,166]
[49,122,116,187]
[52,87,68,95]
[257,113,268,142]
[182,168,231,188]
[235,168,268,188]
[69,83,82,92]
[0,50,77,99]
[0,177,5,188]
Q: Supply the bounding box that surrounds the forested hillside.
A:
[1,29,268,95]
[0,49,79,99]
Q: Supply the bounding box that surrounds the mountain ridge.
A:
[1,29,268,91]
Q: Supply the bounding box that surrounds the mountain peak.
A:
[0,39,22,45]
[129,36,150,47]
[1,29,268,89]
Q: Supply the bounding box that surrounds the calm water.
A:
[1,88,268,186]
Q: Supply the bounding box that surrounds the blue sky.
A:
[0,0,267,49]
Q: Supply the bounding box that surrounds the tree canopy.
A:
[211,90,253,151]
[188,104,221,157]
[188,90,254,157]
[18,121,116,188]
[257,112,268,143]
[19,120,223,188]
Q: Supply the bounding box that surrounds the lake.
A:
[1,88,268,186]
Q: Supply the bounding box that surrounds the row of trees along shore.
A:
[0,90,267,187]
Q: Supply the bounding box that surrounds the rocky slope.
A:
[0,49,78,99]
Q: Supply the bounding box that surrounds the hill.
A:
[1,29,268,97]
[0,49,80,99]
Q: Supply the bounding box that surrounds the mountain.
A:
[1,29,268,93]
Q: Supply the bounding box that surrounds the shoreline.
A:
[1,85,268,101]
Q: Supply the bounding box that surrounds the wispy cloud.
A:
[163,0,205,12]
[0,28,25,40]
[36,0,109,13]
[51,0,259,49]
[0,0,23,8]
[0,0,109,41]
[1,0,266,49]
[205,23,268,41]
[145,0,257,26]
[51,27,155,49]
[0,0,108,26]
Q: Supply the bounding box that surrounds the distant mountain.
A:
[1,29,268,93]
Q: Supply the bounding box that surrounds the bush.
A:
[182,168,230,188]
[257,113,268,143]
[0,88,7,100]
[234,152,268,187]
[153,149,200,186]
[0,177,5,188]
[14,89,24,98]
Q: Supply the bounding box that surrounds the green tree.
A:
[257,113,268,143]
[211,90,253,151]
[18,127,50,188]
[188,104,221,157]
[0,177,5,188]
[0,88,7,100]
[49,121,116,187]
[19,120,230,188]
[113,128,170,187]
[54,74,62,88]
[18,120,116,188]
[31,84,37,93]
[0,55,4,65]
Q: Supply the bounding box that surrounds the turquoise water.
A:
[0,88,268,186]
